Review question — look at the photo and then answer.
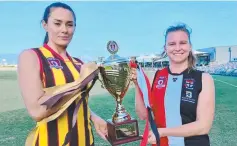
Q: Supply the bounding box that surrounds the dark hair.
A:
[164,23,196,69]
[42,2,76,44]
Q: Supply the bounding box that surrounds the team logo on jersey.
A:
[186,91,192,98]
[184,79,195,90]
[172,77,178,82]
[182,90,195,103]
[156,76,167,89]
[47,57,63,69]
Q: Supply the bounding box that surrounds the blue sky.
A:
[0,1,236,61]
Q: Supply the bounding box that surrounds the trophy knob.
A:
[112,100,131,123]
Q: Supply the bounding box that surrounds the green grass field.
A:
[0,71,236,146]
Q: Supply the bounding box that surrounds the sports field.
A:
[0,71,236,146]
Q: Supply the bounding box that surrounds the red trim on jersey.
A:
[32,48,43,80]
[43,43,69,61]
[73,57,84,64]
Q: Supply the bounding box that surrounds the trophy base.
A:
[106,118,142,146]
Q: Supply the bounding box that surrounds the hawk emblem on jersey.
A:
[184,79,195,90]
[47,57,63,69]
[156,76,167,89]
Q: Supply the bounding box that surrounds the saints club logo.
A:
[184,79,195,90]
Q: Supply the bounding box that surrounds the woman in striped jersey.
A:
[18,2,107,146]
[132,24,215,146]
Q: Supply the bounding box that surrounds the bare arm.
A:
[90,108,97,121]
[89,108,108,140]
[17,49,74,122]
[159,73,215,137]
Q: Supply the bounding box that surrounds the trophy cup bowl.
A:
[98,41,142,145]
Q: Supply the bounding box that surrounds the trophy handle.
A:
[97,66,107,89]
[98,66,118,98]
[97,76,105,89]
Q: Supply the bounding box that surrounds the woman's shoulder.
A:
[192,68,212,76]
[155,67,168,73]
[19,48,38,61]
[202,72,213,83]
[153,67,170,77]
[192,68,213,83]
[18,47,43,68]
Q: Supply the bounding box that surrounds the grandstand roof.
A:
[194,50,209,55]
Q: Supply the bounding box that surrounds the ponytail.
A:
[188,51,196,70]
[43,32,48,44]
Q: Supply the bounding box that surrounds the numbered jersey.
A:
[150,67,210,146]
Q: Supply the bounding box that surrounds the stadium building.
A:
[195,45,237,65]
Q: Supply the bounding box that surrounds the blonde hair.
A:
[164,23,196,70]
[188,51,196,70]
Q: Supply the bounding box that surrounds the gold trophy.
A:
[98,41,142,145]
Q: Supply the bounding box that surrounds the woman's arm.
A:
[18,49,75,122]
[159,73,215,137]
[90,108,97,120]
[134,83,148,120]
[89,108,108,140]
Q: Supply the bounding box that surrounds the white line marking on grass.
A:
[0,137,15,142]
[214,79,237,88]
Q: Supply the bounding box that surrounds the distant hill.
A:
[0,53,97,65]
[0,53,19,65]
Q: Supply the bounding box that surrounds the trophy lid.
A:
[103,54,128,65]
[103,40,129,65]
